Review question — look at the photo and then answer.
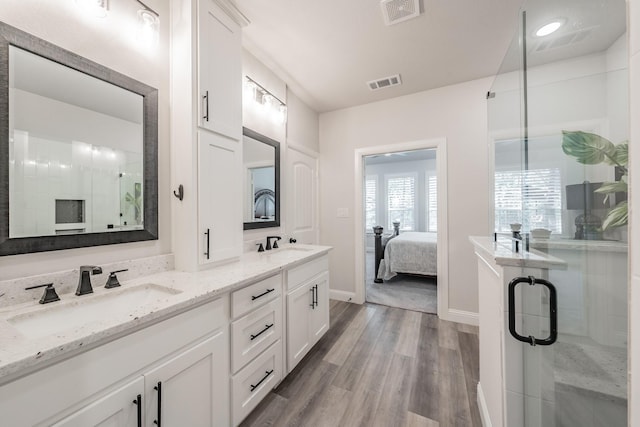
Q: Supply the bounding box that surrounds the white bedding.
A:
[377,232,437,280]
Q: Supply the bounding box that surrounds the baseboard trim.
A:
[477,382,492,427]
[329,289,356,302]
[442,308,479,326]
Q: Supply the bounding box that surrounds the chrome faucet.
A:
[76,266,103,296]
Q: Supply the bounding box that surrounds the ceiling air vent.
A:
[367,74,402,91]
[380,0,420,26]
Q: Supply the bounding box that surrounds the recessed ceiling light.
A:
[535,19,565,37]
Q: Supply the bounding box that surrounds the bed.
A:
[374,226,437,281]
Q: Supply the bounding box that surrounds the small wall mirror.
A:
[0,22,158,255]
[243,127,280,230]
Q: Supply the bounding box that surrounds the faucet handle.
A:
[80,265,103,275]
[25,283,60,304]
[256,243,265,252]
[105,269,128,289]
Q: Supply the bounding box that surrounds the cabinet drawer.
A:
[231,298,282,373]
[232,273,282,319]
[287,255,328,291]
[232,340,282,427]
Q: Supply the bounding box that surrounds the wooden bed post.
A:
[373,226,384,283]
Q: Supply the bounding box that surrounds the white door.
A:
[286,282,314,372]
[51,377,143,427]
[286,147,318,244]
[198,130,241,264]
[197,0,242,140]
[309,272,329,344]
[144,331,230,427]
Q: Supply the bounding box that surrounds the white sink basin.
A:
[264,246,313,259]
[8,284,182,339]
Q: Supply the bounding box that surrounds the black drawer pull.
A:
[153,381,162,426]
[133,394,142,427]
[251,288,275,301]
[250,369,274,392]
[203,90,209,122]
[250,323,274,341]
[204,228,210,260]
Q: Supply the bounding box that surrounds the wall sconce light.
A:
[76,0,109,18]
[243,76,287,125]
[135,0,160,47]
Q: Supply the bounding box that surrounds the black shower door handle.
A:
[508,276,557,346]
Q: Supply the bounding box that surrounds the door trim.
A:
[353,138,450,321]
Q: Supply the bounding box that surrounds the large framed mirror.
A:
[0,22,158,255]
[243,127,280,230]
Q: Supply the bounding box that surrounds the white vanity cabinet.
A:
[52,377,144,427]
[0,297,230,427]
[197,0,242,141]
[170,0,246,269]
[143,330,229,426]
[286,255,329,373]
[230,273,284,426]
[198,130,242,265]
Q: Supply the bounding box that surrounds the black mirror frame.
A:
[242,127,280,231]
[0,22,158,256]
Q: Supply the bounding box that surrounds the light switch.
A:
[337,208,349,218]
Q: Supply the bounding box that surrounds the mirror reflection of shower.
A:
[251,167,275,220]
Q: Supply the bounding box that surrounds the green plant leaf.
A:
[602,201,628,230]
[562,131,616,165]
[608,141,628,168]
[595,181,627,194]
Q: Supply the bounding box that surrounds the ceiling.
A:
[235,0,626,114]
[235,0,524,113]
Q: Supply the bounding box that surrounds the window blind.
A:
[387,175,415,231]
[365,176,377,231]
[427,175,437,232]
[494,168,562,233]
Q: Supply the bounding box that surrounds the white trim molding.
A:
[286,141,320,159]
[329,289,356,302]
[353,138,450,320]
[477,382,492,427]
[443,309,479,326]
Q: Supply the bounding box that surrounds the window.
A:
[365,175,377,231]
[494,168,562,233]
[386,174,416,231]
[427,175,437,232]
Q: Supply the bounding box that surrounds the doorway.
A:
[353,138,448,318]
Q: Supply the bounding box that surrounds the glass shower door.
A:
[490,0,629,425]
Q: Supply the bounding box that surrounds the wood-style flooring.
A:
[240,300,481,427]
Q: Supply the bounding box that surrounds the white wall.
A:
[628,0,640,423]
[319,77,491,314]
[0,0,171,280]
[287,89,320,152]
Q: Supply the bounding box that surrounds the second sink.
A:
[8,284,182,340]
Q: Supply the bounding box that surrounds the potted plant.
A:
[561,130,628,231]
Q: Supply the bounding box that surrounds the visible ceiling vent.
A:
[367,74,402,91]
[380,0,420,26]
[531,27,595,53]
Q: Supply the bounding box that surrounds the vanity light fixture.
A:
[135,0,160,47]
[75,0,109,18]
[243,76,287,125]
[535,19,565,37]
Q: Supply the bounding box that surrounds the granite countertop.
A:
[0,244,331,385]
[469,236,567,269]
[529,238,628,253]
